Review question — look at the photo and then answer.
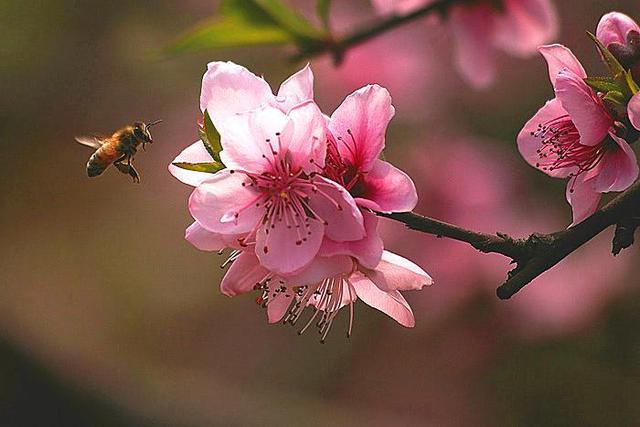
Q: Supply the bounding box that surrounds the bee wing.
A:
[75,135,106,149]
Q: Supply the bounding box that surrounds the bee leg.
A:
[126,155,140,183]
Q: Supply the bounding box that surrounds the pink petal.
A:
[517,98,576,178]
[220,251,268,297]
[361,250,433,292]
[555,71,612,146]
[371,0,426,15]
[307,176,365,242]
[285,255,353,284]
[319,211,383,269]
[255,217,325,275]
[449,5,496,89]
[351,274,416,327]
[218,106,293,173]
[566,175,602,226]
[267,292,292,323]
[591,135,639,193]
[329,85,395,171]
[200,61,273,121]
[285,101,327,172]
[276,64,314,111]
[360,159,418,212]
[493,0,558,56]
[596,11,640,47]
[628,92,640,131]
[168,140,215,187]
[538,44,587,85]
[189,170,263,235]
[185,221,229,251]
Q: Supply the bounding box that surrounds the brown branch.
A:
[380,179,640,300]
[290,0,461,63]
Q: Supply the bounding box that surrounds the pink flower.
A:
[324,85,418,214]
[597,12,640,73]
[170,63,366,275]
[220,249,432,341]
[517,44,639,225]
[372,0,558,88]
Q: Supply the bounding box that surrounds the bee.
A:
[75,120,162,183]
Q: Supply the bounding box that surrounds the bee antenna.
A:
[146,119,163,128]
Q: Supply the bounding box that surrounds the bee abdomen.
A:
[87,149,111,177]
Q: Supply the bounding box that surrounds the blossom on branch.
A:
[517,44,639,225]
[169,62,428,338]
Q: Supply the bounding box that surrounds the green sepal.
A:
[171,162,225,173]
[587,31,635,100]
[603,90,626,105]
[584,76,623,94]
[199,110,223,163]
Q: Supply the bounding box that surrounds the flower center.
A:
[531,115,614,183]
[323,131,365,196]
[231,135,344,249]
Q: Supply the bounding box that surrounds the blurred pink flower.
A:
[221,249,432,340]
[517,44,638,225]
[371,0,558,88]
[381,137,634,338]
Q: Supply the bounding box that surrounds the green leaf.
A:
[254,0,322,39]
[166,17,289,54]
[171,162,225,173]
[584,77,622,94]
[200,110,223,162]
[588,31,627,78]
[625,70,640,95]
[317,0,332,32]
[166,0,322,55]
[603,90,626,105]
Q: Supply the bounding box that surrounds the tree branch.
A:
[290,0,461,63]
[380,180,640,300]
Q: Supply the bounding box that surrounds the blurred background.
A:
[1,0,639,425]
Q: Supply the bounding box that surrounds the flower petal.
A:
[351,274,416,327]
[597,11,640,47]
[449,5,496,89]
[361,159,418,212]
[285,101,327,171]
[255,217,324,275]
[566,175,602,226]
[218,106,293,173]
[628,92,640,131]
[200,61,273,121]
[276,64,314,111]
[329,85,395,171]
[361,250,433,292]
[307,176,365,242]
[591,135,639,193]
[555,71,612,146]
[319,211,383,269]
[189,170,263,234]
[493,0,558,56]
[185,221,229,251]
[538,44,587,85]
[220,251,268,297]
[267,292,292,323]
[168,141,215,187]
[517,98,576,178]
[286,255,353,285]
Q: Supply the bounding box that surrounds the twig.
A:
[291,0,461,63]
[380,180,640,299]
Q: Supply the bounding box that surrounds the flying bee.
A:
[75,120,162,183]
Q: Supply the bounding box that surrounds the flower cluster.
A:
[372,0,558,88]
[169,62,432,340]
[518,11,640,225]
